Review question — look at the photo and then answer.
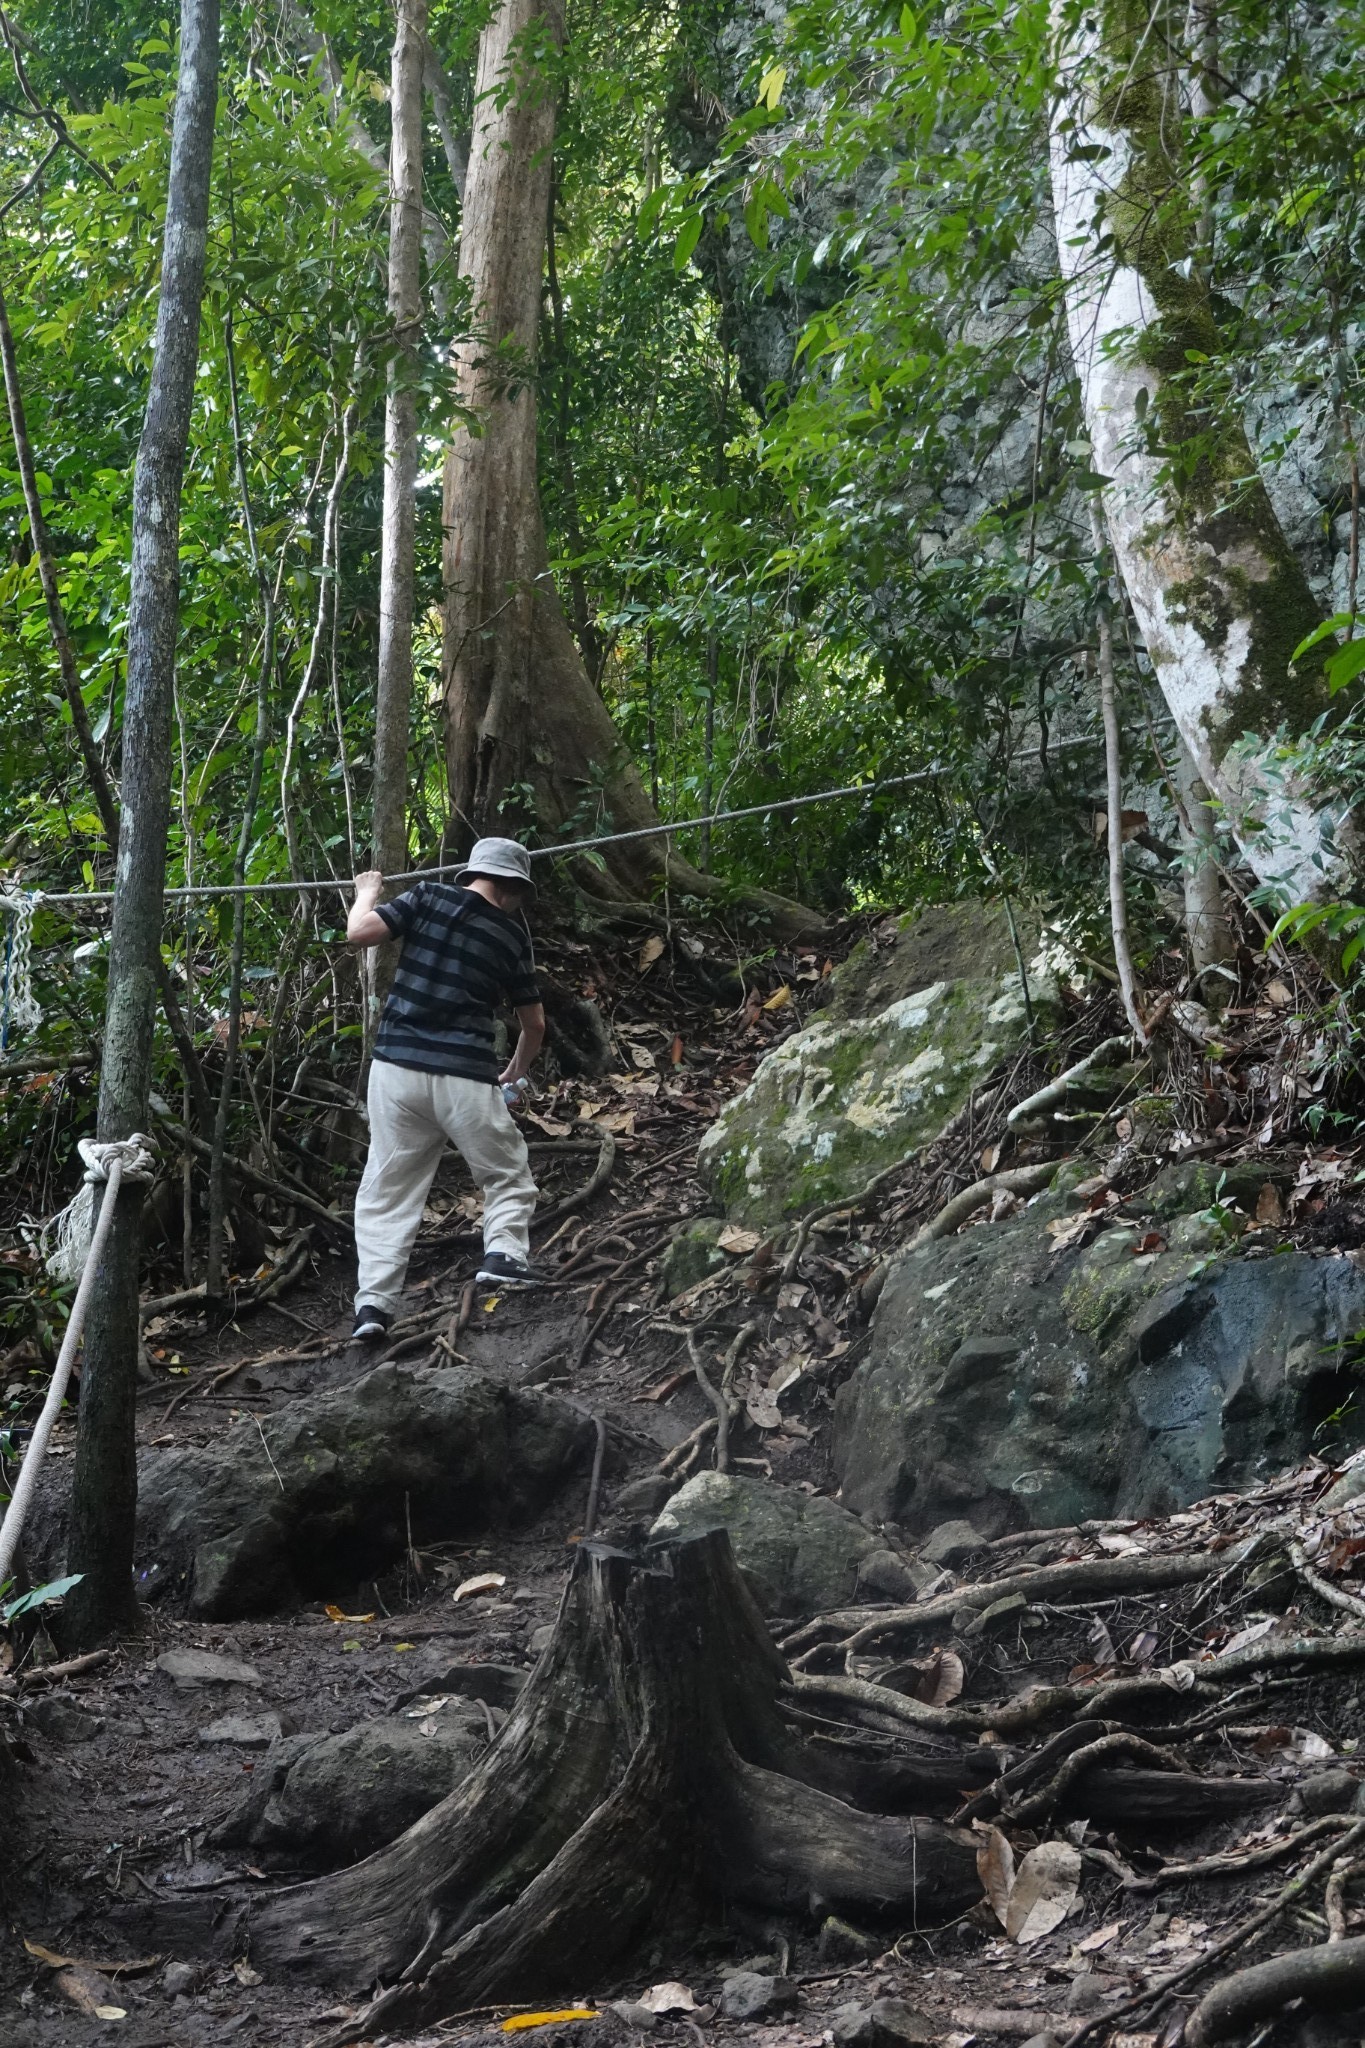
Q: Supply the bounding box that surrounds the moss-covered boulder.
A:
[820,901,1037,1024]
[698,971,1041,1226]
[660,1216,730,1298]
[650,1471,879,1616]
[834,1175,1365,1533]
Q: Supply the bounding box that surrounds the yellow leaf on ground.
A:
[503,2011,597,2032]
[638,934,665,972]
[324,1604,376,1624]
[762,983,792,1011]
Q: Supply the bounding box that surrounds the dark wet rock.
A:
[23,1697,103,1744]
[831,1998,937,2048]
[818,1915,880,1964]
[835,1170,1365,1531]
[920,1518,986,1568]
[137,1362,593,1618]
[396,1661,526,1711]
[718,1972,798,2021]
[209,1702,489,1867]
[155,1649,263,1687]
[1295,1768,1362,1815]
[854,1548,925,1601]
[650,1471,878,1616]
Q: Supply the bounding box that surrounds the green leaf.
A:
[673,211,703,272]
[1326,638,1365,693]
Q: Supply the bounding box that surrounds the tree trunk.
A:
[247,1531,979,2036]
[371,0,427,884]
[1049,0,1350,908]
[63,0,219,1649]
[1172,729,1236,992]
[441,0,822,938]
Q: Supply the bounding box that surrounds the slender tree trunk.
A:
[1095,569,1147,1042]
[206,310,275,1304]
[64,0,219,1649]
[372,0,427,886]
[1168,730,1236,992]
[1049,0,1349,908]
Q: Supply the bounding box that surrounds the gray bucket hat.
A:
[454,835,536,895]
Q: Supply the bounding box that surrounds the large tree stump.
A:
[249,1531,980,2032]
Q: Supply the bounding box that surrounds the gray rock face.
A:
[209,1703,489,1867]
[137,1363,593,1619]
[199,1711,288,1748]
[718,1972,799,2021]
[698,970,1046,1227]
[659,1216,730,1298]
[834,1181,1365,1531]
[650,1471,877,1615]
[156,1649,263,1687]
[831,1999,937,2048]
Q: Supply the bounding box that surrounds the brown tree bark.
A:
[247,1531,979,2035]
[441,0,821,937]
[64,0,220,1648]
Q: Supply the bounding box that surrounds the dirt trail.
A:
[6,931,1365,2047]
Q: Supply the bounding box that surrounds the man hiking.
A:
[346,836,546,1341]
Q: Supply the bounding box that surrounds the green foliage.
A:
[0,1572,83,1623]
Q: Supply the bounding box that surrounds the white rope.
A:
[0,1136,154,1592]
[21,739,1097,907]
[0,888,42,1038]
[45,1134,157,1285]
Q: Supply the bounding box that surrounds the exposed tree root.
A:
[244,1531,979,2036]
[1184,1933,1365,2046]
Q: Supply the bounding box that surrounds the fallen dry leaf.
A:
[1127,1629,1159,1664]
[717,1223,763,1255]
[453,1572,506,1603]
[1077,1921,1122,1954]
[1255,1182,1285,1227]
[762,983,792,1012]
[975,1823,1015,1929]
[745,1392,782,1431]
[638,934,665,972]
[324,1604,376,1624]
[637,1982,698,2015]
[23,1941,157,1976]
[1006,1839,1082,1943]
[233,1959,263,1987]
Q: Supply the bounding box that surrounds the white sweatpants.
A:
[354,1059,537,1315]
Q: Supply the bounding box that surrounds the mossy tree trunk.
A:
[1049,0,1351,908]
[247,1531,979,2036]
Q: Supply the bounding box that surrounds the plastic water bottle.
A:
[501,1077,530,1110]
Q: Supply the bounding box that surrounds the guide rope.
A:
[0,1136,156,1592]
[0,886,41,1045]
[16,740,1094,909]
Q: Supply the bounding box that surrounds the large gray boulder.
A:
[137,1362,592,1618]
[649,1471,879,1615]
[210,1702,490,1867]
[697,970,1043,1227]
[834,1173,1365,1531]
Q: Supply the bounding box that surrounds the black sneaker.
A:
[352,1305,393,1341]
[475,1252,544,1288]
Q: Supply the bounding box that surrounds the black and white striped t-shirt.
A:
[373,882,540,1082]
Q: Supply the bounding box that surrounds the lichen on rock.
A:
[698,965,1046,1226]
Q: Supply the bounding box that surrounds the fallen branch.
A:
[910,1160,1062,1248]
[535,1131,616,1227]
[1290,1537,1365,1623]
[1185,1932,1365,2046]
[1005,1729,1181,1824]
[1005,1034,1135,1128]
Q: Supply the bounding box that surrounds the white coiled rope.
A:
[0,888,42,1044]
